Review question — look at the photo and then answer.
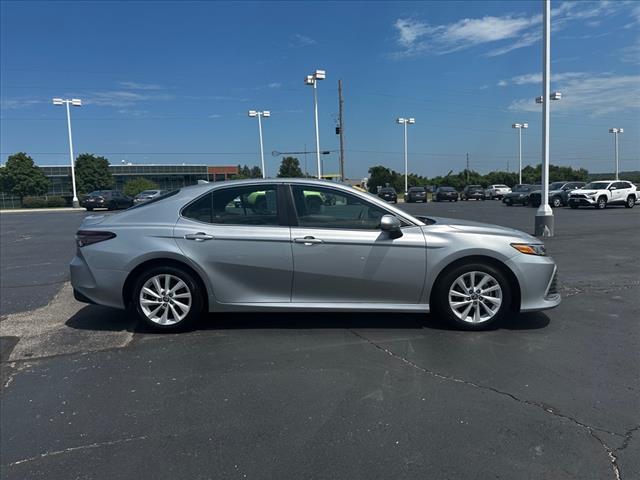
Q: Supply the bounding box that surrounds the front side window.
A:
[292,185,389,230]
[182,185,279,226]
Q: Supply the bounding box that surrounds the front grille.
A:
[571,194,587,199]
[546,270,559,296]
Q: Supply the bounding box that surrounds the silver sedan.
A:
[71,179,560,331]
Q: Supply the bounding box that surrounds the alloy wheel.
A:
[448,271,502,324]
[139,274,192,326]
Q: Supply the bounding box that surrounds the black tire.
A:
[432,261,512,331]
[86,207,93,211]
[132,265,204,332]
[625,196,635,208]
[596,196,607,209]
[505,199,512,206]
[551,196,562,208]
[570,203,579,209]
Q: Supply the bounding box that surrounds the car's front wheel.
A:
[132,266,204,331]
[551,196,562,208]
[596,196,607,209]
[433,263,512,330]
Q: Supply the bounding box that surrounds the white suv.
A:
[568,180,636,209]
[487,184,512,200]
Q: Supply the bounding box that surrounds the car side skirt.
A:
[210,302,431,313]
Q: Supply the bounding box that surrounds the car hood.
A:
[423,216,536,242]
[570,189,599,195]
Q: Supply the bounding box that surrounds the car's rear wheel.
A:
[433,262,512,330]
[596,196,607,209]
[625,196,635,208]
[132,266,204,332]
[570,203,579,209]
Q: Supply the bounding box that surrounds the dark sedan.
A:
[529,181,586,208]
[433,187,458,202]
[82,190,133,211]
[461,185,485,201]
[502,185,538,206]
[378,187,398,203]
[405,186,427,203]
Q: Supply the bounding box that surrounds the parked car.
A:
[133,189,165,205]
[528,181,586,208]
[81,190,133,211]
[568,180,637,209]
[433,186,458,202]
[461,185,485,201]
[405,186,427,203]
[378,187,398,203]
[502,185,538,206]
[71,179,560,332]
[486,184,512,200]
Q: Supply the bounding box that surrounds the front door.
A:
[174,184,293,304]
[288,185,427,304]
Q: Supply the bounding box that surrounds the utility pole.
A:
[338,79,345,182]
[466,153,469,184]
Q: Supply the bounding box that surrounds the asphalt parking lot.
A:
[1,201,638,479]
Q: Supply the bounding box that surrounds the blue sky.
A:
[1,0,639,178]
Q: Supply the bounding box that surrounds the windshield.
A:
[88,190,109,196]
[467,185,482,189]
[128,189,180,210]
[513,185,530,192]
[138,190,159,196]
[549,182,565,190]
[584,182,611,190]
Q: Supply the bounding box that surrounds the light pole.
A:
[305,69,326,179]
[512,123,528,185]
[53,98,82,207]
[248,110,270,178]
[609,128,623,180]
[534,0,562,237]
[396,117,415,195]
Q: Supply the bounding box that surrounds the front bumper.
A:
[569,197,596,206]
[505,255,561,312]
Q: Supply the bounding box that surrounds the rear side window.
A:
[128,189,180,210]
[182,185,279,226]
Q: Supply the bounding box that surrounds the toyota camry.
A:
[71,179,560,331]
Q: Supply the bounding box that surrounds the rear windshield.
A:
[128,189,180,209]
[467,185,482,189]
[88,190,110,196]
[409,187,425,192]
[439,187,455,192]
[139,190,159,195]
[380,188,396,193]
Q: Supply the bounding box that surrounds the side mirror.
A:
[609,187,617,191]
[380,214,402,238]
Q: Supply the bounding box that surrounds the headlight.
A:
[511,243,547,256]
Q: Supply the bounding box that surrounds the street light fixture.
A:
[609,128,624,180]
[396,117,416,195]
[305,69,326,179]
[248,110,270,178]
[535,0,561,237]
[52,97,82,208]
[512,123,528,185]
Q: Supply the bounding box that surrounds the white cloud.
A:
[208,114,222,119]
[267,82,282,89]
[82,90,173,107]
[508,74,640,116]
[118,81,164,90]
[0,98,42,110]
[289,34,317,47]
[391,1,638,58]
[619,40,640,65]
[499,72,589,86]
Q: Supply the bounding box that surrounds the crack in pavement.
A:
[560,281,640,298]
[4,435,148,467]
[350,329,632,480]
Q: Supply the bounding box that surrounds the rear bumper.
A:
[70,253,127,309]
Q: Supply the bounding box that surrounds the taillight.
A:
[76,230,116,247]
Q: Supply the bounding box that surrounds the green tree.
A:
[0,152,50,199]
[75,154,113,194]
[367,165,400,193]
[277,157,303,178]
[233,164,253,179]
[249,166,262,178]
[123,178,159,197]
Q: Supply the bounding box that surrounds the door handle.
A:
[184,232,215,241]
[294,236,323,246]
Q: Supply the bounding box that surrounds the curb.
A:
[0,208,87,214]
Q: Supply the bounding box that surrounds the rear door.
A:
[288,184,426,304]
[174,184,293,303]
